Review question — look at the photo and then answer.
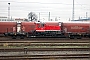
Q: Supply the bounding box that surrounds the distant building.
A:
[14,18,24,22]
[14,18,28,22]
[0,16,28,22]
[0,16,8,21]
[71,17,90,22]
[0,16,14,21]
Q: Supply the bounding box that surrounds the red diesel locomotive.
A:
[35,22,61,36]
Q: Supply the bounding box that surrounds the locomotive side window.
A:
[38,24,40,28]
[41,24,44,27]
[38,23,44,28]
[59,22,61,26]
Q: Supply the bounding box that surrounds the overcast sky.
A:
[0,0,90,21]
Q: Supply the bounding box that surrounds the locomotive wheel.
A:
[77,36,81,39]
[12,36,16,39]
[70,35,74,39]
[70,37,74,39]
[88,35,90,38]
[4,33,8,36]
[20,36,24,39]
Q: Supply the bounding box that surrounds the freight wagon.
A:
[62,22,90,39]
[0,22,17,36]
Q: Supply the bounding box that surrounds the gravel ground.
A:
[0,51,89,56]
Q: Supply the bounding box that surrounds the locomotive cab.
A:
[35,22,45,36]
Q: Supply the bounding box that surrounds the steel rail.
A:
[0,54,89,59]
[0,48,89,52]
[0,43,89,46]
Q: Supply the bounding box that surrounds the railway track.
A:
[0,37,90,41]
[0,38,89,43]
[0,48,90,60]
[0,48,89,52]
[0,54,89,60]
[0,43,89,46]
[0,38,89,60]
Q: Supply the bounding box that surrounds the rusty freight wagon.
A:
[62,22,90,39]
[0,22,17,36]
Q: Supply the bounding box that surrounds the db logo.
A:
[71,26,83,29]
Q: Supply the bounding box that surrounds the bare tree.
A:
[28,12,38,21]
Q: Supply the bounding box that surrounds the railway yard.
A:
[0,37,90,60]
[0,0,90,60]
